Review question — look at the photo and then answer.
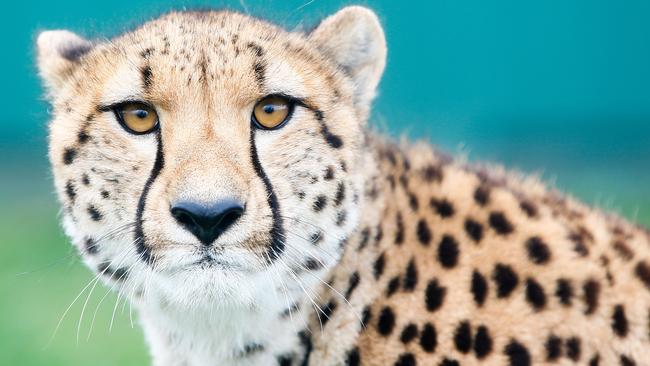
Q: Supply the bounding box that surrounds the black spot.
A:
[565,337,581,361]
[276,354,292,366]
[100,190,110,199]
[281,303,299,318]
[318,300,336,327]
[419,323,437,352]
[453,321,472,353]
[345,347,360,366]
[635,261,650,291]
[464,219,484,242]
[474,185,490,206]
[253,61,266,85]
[525,237,551,264]
[312,195,327,212]
[139,47,154,58]
[63,148,77,165]
[612,304,629,337]
[589,355,600,366]
[242,343,265,356]
[493,264,519,298]
[474,325,493,359]
[439,359,459,366]
[335,210,347,226]
[471,270,488,306]
[437,235,460,268]
[309,232,323,245]
[489,212,514,235]
[358,228,370,250]
[416,219,431,245]
[620,355,636,366]
[504,340,531,366]
[377,306,396,336]
[81,173,90,185]
[556,278,573,305]
[334,182,346,206]
[246,42,265,57]
[65,180,76,202]
[545,335,562,361]
[87,205,103,221]
[77,129,90,144]
[84,237,98,254]
[324,166,334,180]
[525,278,547,310]
[141,65,153,89]
[613,241,634,261]
[520,200,538,217]
[408,193,419,211]
[304,258,322,271]
[583,279,601,315]
[375,225,383,244]
[373,252,386,280]
[361,306,371,326]
[430,198,454,218]
[97,262,128,281]
[400,323,418,344]
[395,213,405,245]
[425,279,446,311]
[422,164,443,182]
[403,258,418,291]
[386,276,401,296]
[394,353,416,366]
[345,272,360,299]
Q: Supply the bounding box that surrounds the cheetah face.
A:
[37,8,386,309]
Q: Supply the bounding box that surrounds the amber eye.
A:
[115,102,159,134]
[252,95,294,130]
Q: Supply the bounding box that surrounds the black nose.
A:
[170,200,245,245]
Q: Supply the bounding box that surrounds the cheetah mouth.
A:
[191,255,241,270]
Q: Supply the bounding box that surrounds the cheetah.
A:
[36,6,650,366]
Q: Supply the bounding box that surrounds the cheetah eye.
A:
[252,95,294,130]
[114,102,159,134]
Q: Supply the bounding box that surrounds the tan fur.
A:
[37,6,650,366]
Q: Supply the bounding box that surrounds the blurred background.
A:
[1,0,649,364]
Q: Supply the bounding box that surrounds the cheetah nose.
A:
[170,200,245,245]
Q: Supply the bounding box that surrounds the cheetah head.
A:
[37,7,386,310]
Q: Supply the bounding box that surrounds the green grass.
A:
[0,199,148,366]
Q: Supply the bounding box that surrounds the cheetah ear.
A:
[36,30,93,95]
[310,6,387,120]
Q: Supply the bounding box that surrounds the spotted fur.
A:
[37,6,650,366]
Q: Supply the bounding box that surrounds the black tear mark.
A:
[134,132,164,265]
[313,110,343,149]
[250,130,285,262]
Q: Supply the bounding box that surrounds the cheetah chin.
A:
[37,6,650,366]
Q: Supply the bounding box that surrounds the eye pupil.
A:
[263,105,275,114]
[135,110,148,119]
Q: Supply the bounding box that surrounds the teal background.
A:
[1,1,649,365]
